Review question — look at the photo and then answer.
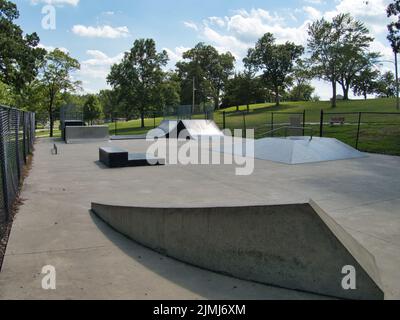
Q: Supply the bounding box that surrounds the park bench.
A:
[99,146,165,168]
[330,117,345,126]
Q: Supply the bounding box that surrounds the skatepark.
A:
[0,118,399,299]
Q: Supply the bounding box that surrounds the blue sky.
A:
[14,0,394,99]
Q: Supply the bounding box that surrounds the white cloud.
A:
[207,16,226,28]
[304,0,324,4]
[72,25,130,38]
[76,50,124,92]
[303,6,322,20]
[38,44,69,53]
[183,21,198,31]
[30,0,79,6]
[324,0,392,34]
[163,46,190,64]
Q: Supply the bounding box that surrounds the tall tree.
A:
[352,68,380,100]
[177,43,235,109]
[376,71,397,98]
[223,71,264,111]
[107,39,168,127]
[0,0,45,101]
[244,33,304,106]
[38,49,81,137]
[387,0,400,109]
[83,95,102,125]
[308,13,374,107]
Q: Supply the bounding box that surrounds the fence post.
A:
[15,111,21,182]
[222,111,226,130]
[356,112,362,150]
[0,110,10,220]
[271,112,274,137]
[243,112,247,138]
[320,110,324,137]
[303,110,306,136]
[22,112,26,164]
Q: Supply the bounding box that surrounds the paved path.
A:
[0,138,399,299]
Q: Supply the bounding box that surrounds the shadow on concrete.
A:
[89,210,328,300]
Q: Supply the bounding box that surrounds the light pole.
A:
[192,77,196,114]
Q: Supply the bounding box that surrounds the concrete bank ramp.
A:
[215,136,366,164]
[91,201,384,300]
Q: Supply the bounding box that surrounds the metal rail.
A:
[263,126,315,141]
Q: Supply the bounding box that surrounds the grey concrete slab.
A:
[0,138,399,299]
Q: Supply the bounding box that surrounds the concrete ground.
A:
[0,138,399,299]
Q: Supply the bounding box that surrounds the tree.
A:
[244,33,304,106]
[177,43,235,109]
[38,49,81,137]
[376,71,397,98]
[352,68,380,100]
[83,95,102,125]
[107,39,168,127]
[338,51,380,100]
[387,0,400,109]
[223,71,264,110]
[291,59,314,101]
[0,0,45,97]
[289,83,315,101]
[308,13,374,107]
[98,89,120,120]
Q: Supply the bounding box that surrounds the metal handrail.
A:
[263,126,314,141]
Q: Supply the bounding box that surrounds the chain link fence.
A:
[320,111,400,156]
[0,105,35,223]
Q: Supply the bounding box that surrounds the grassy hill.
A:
[36,98,400,155]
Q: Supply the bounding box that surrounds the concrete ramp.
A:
[216,137,366,164]
[147,120,223,140]
[180,120,224,139]
[91,200,384,299]
[65,126,109,144]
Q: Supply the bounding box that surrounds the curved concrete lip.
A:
[91,200,384,300]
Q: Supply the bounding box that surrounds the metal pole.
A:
[303,110,306,136]
[22,112,26,164]
[356,112,362,150]
[271,112,274,137]
[243,112,247,138]
[192,77,196,114]
[15,111,20,182]
[395,52,399,110]
[0,110,10,220]
[320,110,324,138]
[222,111,226,130]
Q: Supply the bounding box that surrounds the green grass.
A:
[36,98,400,155]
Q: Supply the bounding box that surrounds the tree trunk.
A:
[275,86,280,106]
[140,112,145,128]
[247,104,250,113]
[331,80,337,108]
[49,97,54,138]
[214,97,219,110]
[363,90,367,100]
[236,105,239,112]
[341,82,349,100]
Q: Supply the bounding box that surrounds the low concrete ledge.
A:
[91,201,384,300]
[65,126,109,144]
